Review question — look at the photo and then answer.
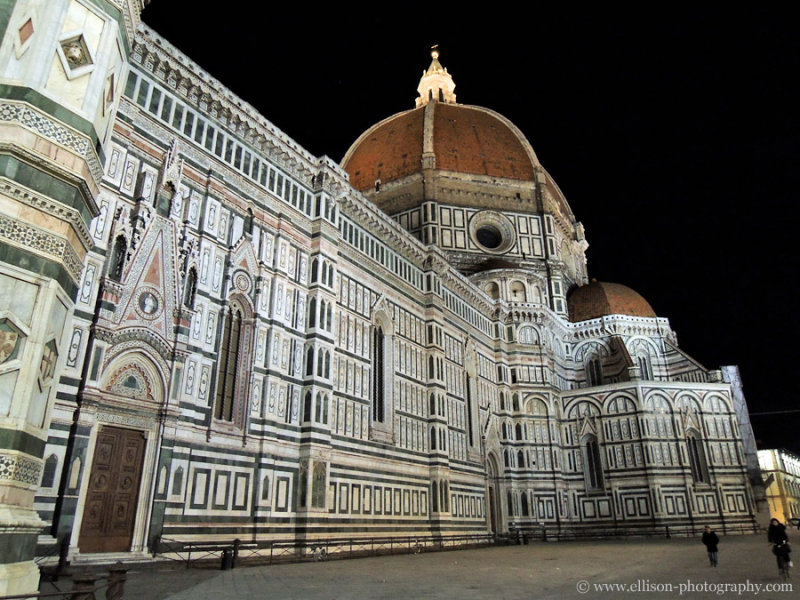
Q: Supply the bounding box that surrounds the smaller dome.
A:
[568,281,656,322]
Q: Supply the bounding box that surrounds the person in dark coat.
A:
[768,518,793,567]
[701,525,719,567]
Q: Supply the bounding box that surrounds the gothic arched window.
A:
[214,303,246,423]
[638,355,653,380]
[687,430,710,483]
[372,325,385,423]
[183,268,197,308]
[587,357,603,386]
[41,454,58,488]
[303,391,312,423]
[109,235,127,281]
[582,433,604,490]
[307,297,317,328]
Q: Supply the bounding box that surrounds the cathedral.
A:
[0,1,758,591]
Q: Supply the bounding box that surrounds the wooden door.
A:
[79,426,146,553]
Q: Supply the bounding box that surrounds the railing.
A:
[153,533,496,568]
[0,566,126,600]
[506,522,761,543]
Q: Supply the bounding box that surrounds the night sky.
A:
[141,5,799,453]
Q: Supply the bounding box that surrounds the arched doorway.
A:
[486,453,501,533]
[77,351,165,554]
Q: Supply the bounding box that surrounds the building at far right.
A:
[759,449,800,525]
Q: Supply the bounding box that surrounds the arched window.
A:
[638,355,653,380]
[310,258,319,282]
[183,268,197,308]
[582,434,604,490]
[372,325,385,422]
[430,426,437,450]
[303,391,312,423]
[214,304,243,422]
[370,313,394,441]
[687,430,710,483]
[317,348,325,376]
[109,235,127,281]
[512,394,520,412]
[172,466,184,496]
[521,492,529,516]
[509,280,526,301]
[465,374,475,447]
[307,297,317,328]
[515,423,523,440]
[587,357,603,386]
[42,454,58,488]
[305,347,314,376]
[431,480,438,512]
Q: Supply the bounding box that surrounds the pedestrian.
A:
[701,525,719,567]
[768,518,793,568]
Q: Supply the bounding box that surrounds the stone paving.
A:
[45,533,796,600]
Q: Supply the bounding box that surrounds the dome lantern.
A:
[415,45,456,107]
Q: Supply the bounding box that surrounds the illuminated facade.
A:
[0,4,757,580]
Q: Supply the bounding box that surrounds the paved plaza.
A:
[45,533,795,600]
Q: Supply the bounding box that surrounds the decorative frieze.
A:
[0,101,103,184]
[0,213,83,281]
[0,178,93,251]
[0,452,41,487]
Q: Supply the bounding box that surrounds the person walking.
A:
[768,518,793,568]
[701,525,719,567]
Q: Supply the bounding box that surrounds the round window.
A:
[469,211,516,254]
[476,225,503,249]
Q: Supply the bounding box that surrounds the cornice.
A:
[0,177,93,251]
[337,189,428,265]
[568,314,674,343]
[132,25,320,184]
[0,100,104,188]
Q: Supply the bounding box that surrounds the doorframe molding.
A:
[71,415,158,557]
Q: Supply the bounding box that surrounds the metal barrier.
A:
[153,533,496,568]
[509,522,761,543]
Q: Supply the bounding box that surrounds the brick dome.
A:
[342,102,537,192]
[568,281,657,322]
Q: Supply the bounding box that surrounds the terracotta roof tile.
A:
[345,108,424,191]
[568,281,657,322]
[433,104,535,180]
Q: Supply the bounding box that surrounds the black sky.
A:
[140,4,799,453]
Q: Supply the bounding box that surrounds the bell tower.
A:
[0,0,147,593]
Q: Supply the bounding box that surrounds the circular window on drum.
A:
[469,211,516,254]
